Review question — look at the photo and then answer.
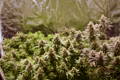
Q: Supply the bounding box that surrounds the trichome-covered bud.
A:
[88,22,96,42]
[99,15,111,26]
[99,15,112,39]
[88,50,97,67]
[48,48,57,65]
[61,48,69,58]
[57,62,68,78]
[66,67,79,79]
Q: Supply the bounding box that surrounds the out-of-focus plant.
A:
[1,0,23,38]
[2,0,120,36]
[21,0,120,32]
[92,0,120,22]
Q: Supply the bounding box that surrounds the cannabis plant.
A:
[0,16,120,80]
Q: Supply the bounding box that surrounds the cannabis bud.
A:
[65,40,71,49]
[99,15,112,39]
[102,44,108,54]
[91,41,100,50]
[61,48,69,58]
[53,34,61,45]
[96,52,104,66]
[114,41,120,56]
[88,22,96,42]
[88,50,97,67]
[66,67,79,79]
[48,48,57,65]
[75,31,82,43]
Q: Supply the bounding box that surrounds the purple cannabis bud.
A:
[88,50,97,67]
[89,51,105,67]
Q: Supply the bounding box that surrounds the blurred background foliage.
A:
[2,0,120,37]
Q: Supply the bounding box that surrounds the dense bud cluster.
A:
[0,16,120,80]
